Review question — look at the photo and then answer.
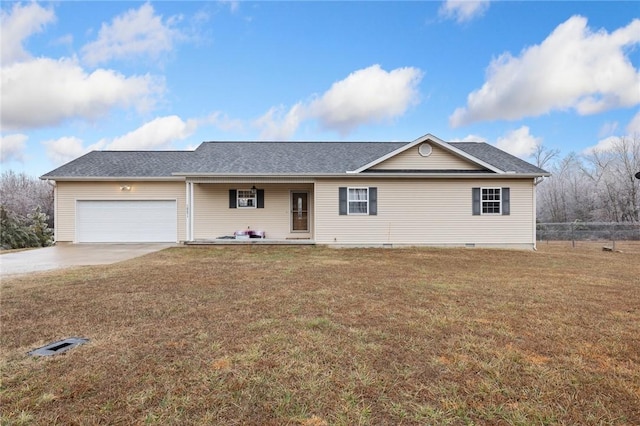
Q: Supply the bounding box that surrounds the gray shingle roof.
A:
[40,139,548,179]
[185,141,406,174]
[41,151,196,178]
[450,142,547,174]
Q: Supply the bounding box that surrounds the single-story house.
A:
[40,133,549,249]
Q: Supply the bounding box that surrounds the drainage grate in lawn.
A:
[28,337,89,357]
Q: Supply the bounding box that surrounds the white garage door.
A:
[77,200,177,243]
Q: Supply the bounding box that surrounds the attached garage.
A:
[76,200,177,243]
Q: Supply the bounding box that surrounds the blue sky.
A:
[1,1,639,177]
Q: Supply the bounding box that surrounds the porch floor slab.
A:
[185,239,316,246]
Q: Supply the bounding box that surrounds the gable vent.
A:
[419,143,433,157]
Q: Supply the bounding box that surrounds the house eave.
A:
[342,173,548,179]
[39,176,185,182]
[178,172,549,179]
[40,172,550,182]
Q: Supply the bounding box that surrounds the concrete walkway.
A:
[0,244,174,277]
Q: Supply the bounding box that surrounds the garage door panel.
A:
[77,200,177,243]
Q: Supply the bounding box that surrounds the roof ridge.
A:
[199,140,405,144]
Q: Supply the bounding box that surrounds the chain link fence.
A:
[537,222,640,243]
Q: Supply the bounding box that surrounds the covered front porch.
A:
[184,177,315,244]
[184,238,316,246]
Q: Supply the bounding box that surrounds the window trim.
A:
[347,187,369,215]
[481,187,501,215]
[237,188,257,209]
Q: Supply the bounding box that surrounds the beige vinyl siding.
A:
[371,144,482,171]
[192,183,313,240]
[315,178,535,248]
[55,181,186,242]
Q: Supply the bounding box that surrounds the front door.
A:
[291,192,309,232]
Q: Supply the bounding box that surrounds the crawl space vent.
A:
[28,337,89,357]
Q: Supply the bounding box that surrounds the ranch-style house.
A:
[41,133,550,249]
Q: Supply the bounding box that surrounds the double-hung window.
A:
[237,189,257,208]
[339,187,377,216]
[481,187,501,214]
[348,187,369,215]
[472,187,510,216]
[229,189,264,209]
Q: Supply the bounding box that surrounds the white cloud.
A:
[450,16,640,127]
[201,111,245,133]
[309,65,423,135]
[584,112,640,154]
[42,115,198,166]
[219,0,240,14]
[0,134,28,162]
[450,134,488,143]
[439,0,490,24]
[1,57,164,131]
[42,136,89,165]
[0,2,55,64]
[255,104,305,140]
[105,115,197,150]
[583,136,621,155]
[598,121,619,138]
[81,3,183,66]
[627,111,640,135]
[495,126,542,158]
[255,64,423,139]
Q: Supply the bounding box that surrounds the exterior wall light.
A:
[120,184,131,191]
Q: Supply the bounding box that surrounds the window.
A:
[472,187,510,216]
[229,189,264,209]
[339,187,377,216]
[237,189,257,208]
[482,187,501,214]
[348,187,369,214]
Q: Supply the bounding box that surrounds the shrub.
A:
[0,206,53,250]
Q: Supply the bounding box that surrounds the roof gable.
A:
[349,134,504,174]
[369,141,487,172]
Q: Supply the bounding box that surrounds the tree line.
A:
[535,135,640,223]
[0,171,54,249]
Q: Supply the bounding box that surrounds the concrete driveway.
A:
[0,243,174,277]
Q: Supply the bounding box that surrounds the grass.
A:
[1,242,639,425]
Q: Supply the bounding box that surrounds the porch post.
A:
[186,181,194,241]
[532,178,537,250]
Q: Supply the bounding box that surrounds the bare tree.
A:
[537,152,589,222]
[538,135,640,224]
[531,144,560,170]
[0,171,54,227]
[583,135,640,222]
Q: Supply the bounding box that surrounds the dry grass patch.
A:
[1,243,639,425]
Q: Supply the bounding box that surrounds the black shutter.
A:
[257,189,265,208]
[502,187,510,215]
[369,187,377,215]
[472,187,481,215]
[339,187,347,215]
[229,189,237,209]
